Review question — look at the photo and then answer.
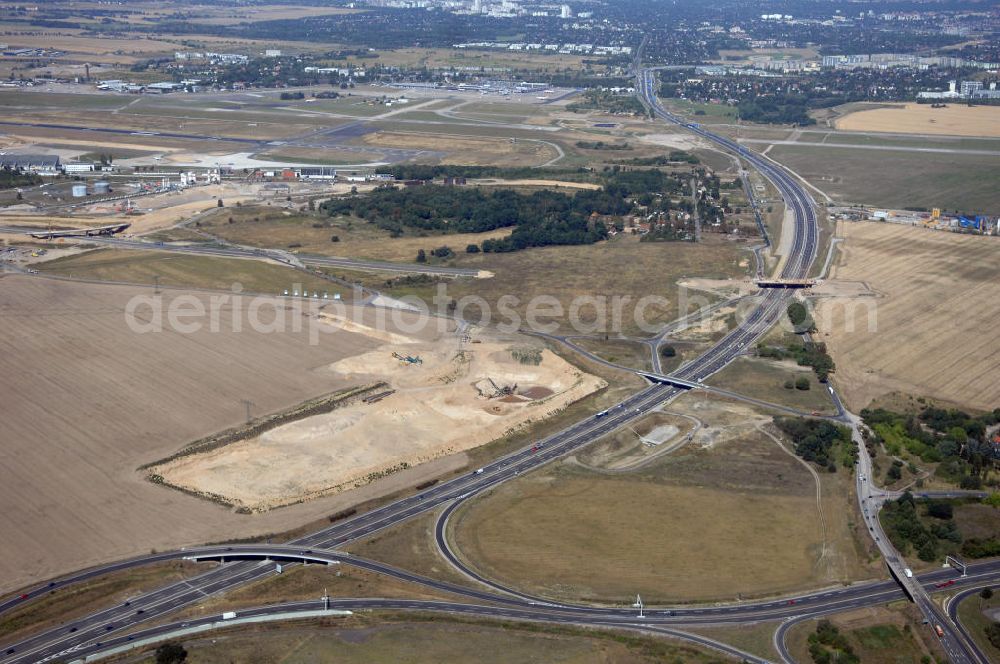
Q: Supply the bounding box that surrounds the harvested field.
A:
[836,103,1000,138]
[360,131,559,166]
[814,222,1000,411]
[451,394,871,602]
[384,234,750,336]
[197,207,515,262]
[0,35,179,63]
[766,144,1000,214]
[0,277,488,591]
[153,322,604,510]
[37,249,348,298]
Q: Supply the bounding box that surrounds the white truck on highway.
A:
[222,611,237,620]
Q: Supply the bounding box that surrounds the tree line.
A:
[0,167,41,190]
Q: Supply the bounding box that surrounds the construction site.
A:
[829,206,999,235]
[149,312,604,512]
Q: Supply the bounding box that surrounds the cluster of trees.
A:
[322,185,615,253]
[575,141,631,151]
[965,537,1000,559]
[138,6,637,53]
[155,642,187,664]
[567,89,646,116]
[987,615,1000,650]
[659,64,979,126]
[861,406,998,487]
[783,376,811,391]
[774,417,854,471]
[737,95,815,126]
[786,301,814,333]
[807,620,859,664]
[415,246,455,262]
[0,167,41,190]
[640,225,693,242]
[618,151,700,166]
[758,340,835,382]
[279,91,305,100]
[881,492,962,562]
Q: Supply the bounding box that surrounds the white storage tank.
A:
[93,181,111,195]
[71,184,87,197]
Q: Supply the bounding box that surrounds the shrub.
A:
[987,623,1000,649]
[510,347,543,365]
[926,501,953,520]
[795,376,810,390]
[155,643,188,664]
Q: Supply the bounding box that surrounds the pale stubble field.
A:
[816,222,1000,411]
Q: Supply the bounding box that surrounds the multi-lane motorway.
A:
[1,71,993,664]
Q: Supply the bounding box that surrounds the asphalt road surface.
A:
[0,71,987,664]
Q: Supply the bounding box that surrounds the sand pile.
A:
[154,334,604,511]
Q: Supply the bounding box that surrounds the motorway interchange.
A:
[1,70,996,664]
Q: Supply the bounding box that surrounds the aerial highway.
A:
[5,541,1000,664]
[636,69,985,664]
[0,69,987,664]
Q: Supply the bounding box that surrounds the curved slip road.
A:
[4,67,984,664]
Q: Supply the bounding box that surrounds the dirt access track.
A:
[815,222,1000,411]
[0,276,595,591]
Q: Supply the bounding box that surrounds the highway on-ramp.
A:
[0,69,986,664]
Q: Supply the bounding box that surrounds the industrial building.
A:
[918,80,1000,100]
[253,166,339,181]
[0,154,61,175]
